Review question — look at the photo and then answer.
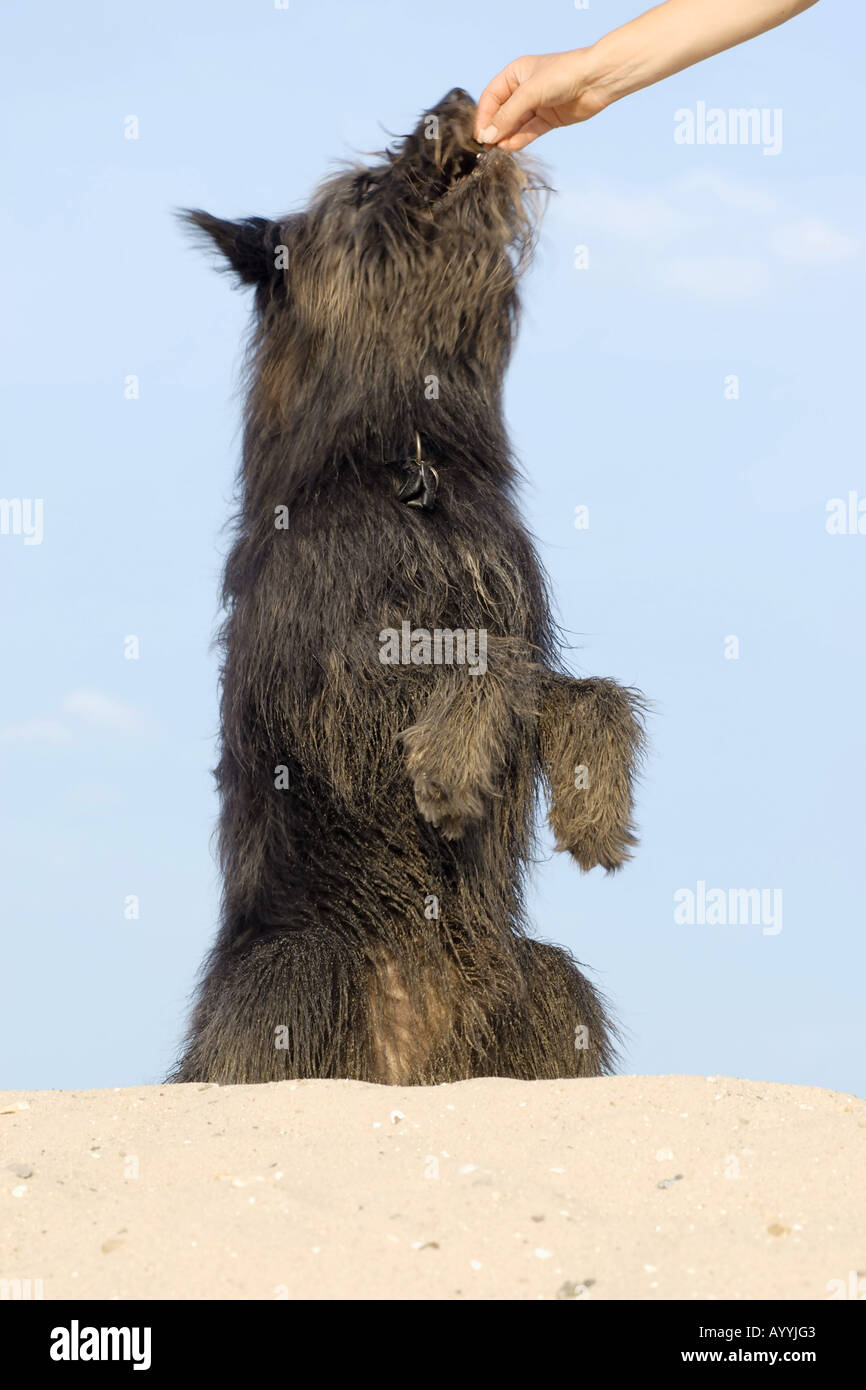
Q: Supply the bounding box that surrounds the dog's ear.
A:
[181,210,282,287]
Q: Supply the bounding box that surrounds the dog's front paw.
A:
[412,772,485,840]
[540,675,646,874]
[401,718,494,839]
[551,811,637,873]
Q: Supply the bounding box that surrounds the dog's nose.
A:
[441,87,474,108]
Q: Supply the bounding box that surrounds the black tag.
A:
[396,459,439,511]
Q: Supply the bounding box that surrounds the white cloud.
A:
[554,173,858,301]
[0,718,69,743]
[558,172,777,246]
[557,187,701,243]
[1,692,150,744]
[61,689,147,734]
[771,219,860,264]
[678,169,778,215]
[656,256,770,300]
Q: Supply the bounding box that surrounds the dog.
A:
[170,88,645,1085]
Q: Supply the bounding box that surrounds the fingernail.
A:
[478,124,498,144]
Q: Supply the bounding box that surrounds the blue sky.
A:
[2,0,863,1095]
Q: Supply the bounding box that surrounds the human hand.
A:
[475,50,610,151]
[474,1,821,151]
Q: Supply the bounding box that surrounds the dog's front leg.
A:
[399,670,507,839]
[539,674,646,872]
[399,640,536,839]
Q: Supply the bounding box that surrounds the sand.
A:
[1,1074,864,1301]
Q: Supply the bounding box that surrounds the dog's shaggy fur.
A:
[171,89,646,1085]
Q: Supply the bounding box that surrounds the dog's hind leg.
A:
[170,927,464,1085]
[489,938,618,1079]
[539,674,646,872]
[169,928,374,1084]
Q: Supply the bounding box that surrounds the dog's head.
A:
[184,90,542,412]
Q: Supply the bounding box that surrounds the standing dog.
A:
[172,89,645,1084]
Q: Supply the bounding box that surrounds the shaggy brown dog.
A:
[171,88,646,1084]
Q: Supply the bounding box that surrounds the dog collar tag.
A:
[396,459,439,510]
[393,431,439,511]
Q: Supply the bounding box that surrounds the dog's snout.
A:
[433,87,476,124]
[432,88,479,152]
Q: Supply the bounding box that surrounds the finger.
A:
[475,59,531,142]
[478,81,543,145]
[497,115,554,152]
[475,67,519,135]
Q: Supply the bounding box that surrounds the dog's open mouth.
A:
[430,142,491,209]
[446,141,485,183]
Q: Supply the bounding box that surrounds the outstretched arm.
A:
[476,0,820,150]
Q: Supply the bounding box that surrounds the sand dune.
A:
[1,1074,863,1301]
